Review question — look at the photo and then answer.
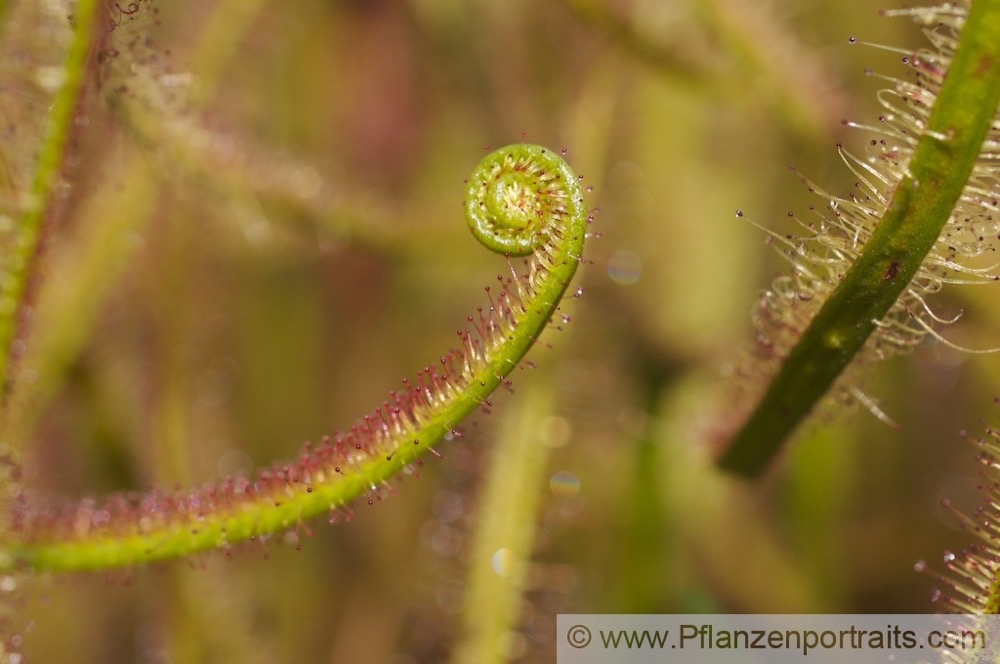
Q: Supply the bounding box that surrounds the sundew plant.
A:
[1,0,1000,662]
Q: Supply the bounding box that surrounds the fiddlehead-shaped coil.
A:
[2,144,588,572]
[465,144,585,256]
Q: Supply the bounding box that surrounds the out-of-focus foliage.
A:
[3,0,996,661]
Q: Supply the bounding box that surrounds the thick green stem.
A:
[0,0,99,397]
[719,0,1000,477]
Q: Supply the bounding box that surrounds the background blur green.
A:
[11,0,1000,661]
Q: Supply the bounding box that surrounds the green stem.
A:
[0,0,99,397]
[2,153,157,442]
[618,366,672,611]
[558,0,835,142]
[2,144,587,572]
[719,0,1000,477]
[188,0,273,104]
[3,0,274,442]
[451,380,554,664]
[690,0,831,142]
[555,0,710,91]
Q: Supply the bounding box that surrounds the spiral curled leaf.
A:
[2,144,589,572]
[465,144,585,256]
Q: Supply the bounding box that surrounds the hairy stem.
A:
[719,0,1000,477]
[0,0,98,397]
[2,144,587,572]
[3,151,157,442]
[4,0,275,443]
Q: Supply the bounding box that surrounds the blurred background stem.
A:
[452,378,557,664]
[0,0,98,404]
